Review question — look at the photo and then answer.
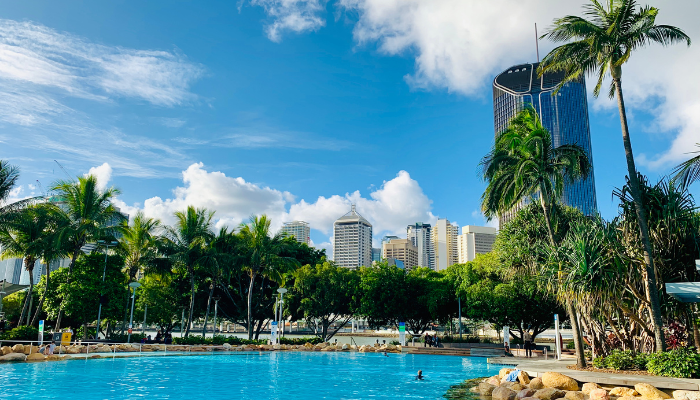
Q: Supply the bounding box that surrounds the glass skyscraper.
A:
[493,62,598,225]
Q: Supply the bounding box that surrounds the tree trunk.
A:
[18,257,35,326]
[55,247,81,332]
[567,302,587,368]
[120,287,131,334]
[539,196,557,246]
[613,76,666,352]
[247,272,256,340]
[202,283,214,337]
[185,271,195,337]
[30,265,50,326]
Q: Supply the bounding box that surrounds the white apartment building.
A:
[333,205,373,269]
[382,238,418,269]
[407,222,434,269]
[457,225,498,263]
[280,221,311,245]
[431,219,459,271]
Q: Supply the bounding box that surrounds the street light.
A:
[277,288,288,342]
[127,282,142,343]
[213,296,221,338]
[96,240,118,339]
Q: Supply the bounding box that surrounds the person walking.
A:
[524,330,533,358]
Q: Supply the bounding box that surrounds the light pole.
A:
[142,304,148,336]
[277,288,287,341]
[213,297,220,337]
[127,282,141,343]
[458,296,462,340]
[96,240,118,340]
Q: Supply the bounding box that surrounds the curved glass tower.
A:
[493,63,598,225]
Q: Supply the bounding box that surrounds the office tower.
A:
[493,62,598,226]
[430,219,459,271]
[407,223,434,269]
[457,225,498,263]
[333,205,372,269]
[382,238,419,269]
[280,221,311,245]
[372,248,382,264]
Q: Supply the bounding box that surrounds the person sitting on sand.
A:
[415,370,424,380]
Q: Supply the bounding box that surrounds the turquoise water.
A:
[0,353,499,399]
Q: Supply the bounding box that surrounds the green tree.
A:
[1,291,25,326]
[538,0,691,352]
[357,262,407,330]
[51,175,122,330]
[135,275,183,334]
[481,105,591,366]
[672,144,700,189]
[0,160,33,215]
[119,211,161,281]
[159,206,214,337]
[0,204,62,325]
[238,215,299,340]
[286,262,359,342]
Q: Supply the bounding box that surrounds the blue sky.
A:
[2,0,698,254]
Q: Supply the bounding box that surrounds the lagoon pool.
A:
[0,352,500,399]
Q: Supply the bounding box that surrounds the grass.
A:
[443,377,487,400]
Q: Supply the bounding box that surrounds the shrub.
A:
[634,353,649,370]
[592,356,606,369]
[279,337,322,345]
[603,349,636,370]
[566,341,576,350]
[389,340,401,346]
[109,333,146,343]
[1,325,39,341]
[646,347,700,378]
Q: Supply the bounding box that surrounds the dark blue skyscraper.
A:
[493,62,597,225]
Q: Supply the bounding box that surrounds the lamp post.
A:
[96,240,118,340]
[277,288,287,341]
[213,296,220,337]
[127,282,141,343]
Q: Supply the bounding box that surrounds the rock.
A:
[0,353,27,362]
[583,383,602,395]
[619,396,640,400]
[534,388,566,400]
[493,387,518,400]
[673,391,700,400]
[565,392,585,400]
[541,372,579,391]
[500,368,516,379]
[26,353,46,361]
[610,388,639,397]
[590,389,609,400]
[635,384,671,400]
[1,346,11,355]
[480,382,498,396]
[46,355,63,361]
[341,344,349,350]
[386,344,397,350]
[518,371,531,385]
[488,376,503,386]
[272,344,281,350]
[530,378,545,390]
[518,389,537,399]
[11,344,24,354]
[23,345,40,355]
[522,397,541,400]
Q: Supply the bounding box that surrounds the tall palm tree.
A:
[538,0,691,352]
[161,206,214,337]
[0,160,19,206]
[0,204,61,325]
[119,211,162,281]
[238,215,299,340]
[481,105,592,367]
[51,175,122,330]
[672,144,700,189]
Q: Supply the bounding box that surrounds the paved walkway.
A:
[488,357,700,391]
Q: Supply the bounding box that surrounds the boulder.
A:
[534,388,567,400]
[673,391,700,400]
[610,388,639,397]
[488,376,503,386]
[1,346,11,355]
[530,378,545,390]
[619,397,641,400]
[518,371,531,385]
[582,383,602,395]
[635,384,671,400]
[493,387,518,400]
[541,372,579,391]
[341,344,350,350]
[500,368,516,379]
[26,353,46,361]
[565,392,585,400]
[479,382,497,396]
[272,344,281,350]
[11,344,24,354]
[518,389,537,399]
[23,345,40,355]
[590,389,609,400]
[522,398,541,400]
[504,383,524,391]
[0,353,27,362]
[46,355,63,361]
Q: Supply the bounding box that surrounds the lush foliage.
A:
[646,348,700,378]
[0,325,39,340]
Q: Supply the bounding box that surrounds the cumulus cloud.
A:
[86,162,113,192]
[249,0,329,42]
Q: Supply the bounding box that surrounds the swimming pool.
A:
[0,352,500,399]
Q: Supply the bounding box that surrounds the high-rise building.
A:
[407,223,434,269]
[280,221,311,245]
[371,248,382,264]
[493,62,598,226]
[382,238,418,269]
[458,225,498,264]
[333,205,372,269]
[431,219,459,271]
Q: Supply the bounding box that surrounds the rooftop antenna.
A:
[535,23,540,63]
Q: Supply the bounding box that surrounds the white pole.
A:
[213,299,218,338]
[554,314,561,360]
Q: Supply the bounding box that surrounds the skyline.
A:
[2,0,699,257]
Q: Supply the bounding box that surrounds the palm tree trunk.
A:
[30,266,50,326]
[247,272,256,340]
[202,282,214,337]
[539,196,557,246]
[613,77,666,352]
[18,258,35,326]
[185,271,195,337]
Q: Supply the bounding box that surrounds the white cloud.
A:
[249,0,329,42]
[86,162,113,192]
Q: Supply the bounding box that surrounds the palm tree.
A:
[119,211,162,281]
[238,215,299,340]
[480,105,592,367]
[161,206,214,337]
[51,175,122,330]
[538,0,691,352]
[672,144,700,189]
[0,160,19,206]
[0,204,61,325]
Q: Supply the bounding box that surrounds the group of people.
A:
[423,333,439,348]
[40,341,56,355]
[139,330,173,344]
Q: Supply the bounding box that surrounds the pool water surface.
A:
[0,352,500,399]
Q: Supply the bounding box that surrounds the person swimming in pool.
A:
[415,370,424,380]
